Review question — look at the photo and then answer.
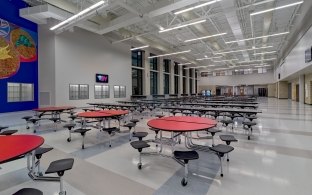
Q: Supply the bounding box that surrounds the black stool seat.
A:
[155,114,165,118]
[64,123,76,129]
[242,121,257,126]
[74,128,91,134]
[35,147,53,158]
[220,119,233,125]
[210,144,234,154]
[130,141,150,150]
[0,130,18,135]
[246,116,257,121]
[130,119,139,123]
[174,151,199,161]
[207,128,221,134]
[68,115,78,120]
[0,126,9,131]
[22,116,32,120]
[124,123,136,128]
[133,132,148,140]
[29,118,40,123]
[45,158,74,174]
[13,188,43,195]
[49,117,61,122]
[220,135,238,145]
[102,127,119,133]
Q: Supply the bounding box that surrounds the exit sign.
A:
[96,74,109,83]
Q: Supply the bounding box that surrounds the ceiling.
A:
[22,0,311,72]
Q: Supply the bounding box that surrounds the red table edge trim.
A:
[147,121,216,132]
[156,117,217,125]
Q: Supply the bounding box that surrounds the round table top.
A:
[78,110,129,118]
[33,106,75,112]
[0,135,44,164]
[147,116,216,132]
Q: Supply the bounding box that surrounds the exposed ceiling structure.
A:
[20,0,311,72]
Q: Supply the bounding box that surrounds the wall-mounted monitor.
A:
[305,47,312,63]
[96,74,109,83]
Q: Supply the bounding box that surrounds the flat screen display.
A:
[305,47,312,63]
[96,74,109,83]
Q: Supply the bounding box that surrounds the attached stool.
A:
[68,115,78,122]
[130,141,150,169]
[29,118,41,133]
[73,128,91,149]
[13,188,43,195]
[171,110,181,116]
[133,132,148,141]
[45,158,74,195]
[0,130,18,135]
[246,115,257,122]
[34,147,53,176]
[63,123,76,142]
[219,135,237,161]
[174,150,199,186]
[22,116,32,129]
[242,121,257,140]
[123,123,136,141]
[49,117,62,131]
[102,127,119,147]
[210,144,234,177]
[220,119,234,131]
[207,128,221,146]
[0,126,8,131]
[155,114,165,118]
[130,119,139,134]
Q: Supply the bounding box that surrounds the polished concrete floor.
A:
[0,98,311,195]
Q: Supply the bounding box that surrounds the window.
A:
[189,69,193,77]
[174,76,179,94]
[132,68,143,95]
[163,59,170,73]
[195,71,198,79]
[150,53,158,70]
[7,83,34,102]
[164,74,170,94]
[189,78,193,94]
[132,50,143,67]
[183,77,187,94]
[183,66,186,76]
[69,84,89,100]
[114,85,126,98]
[150,71,158,95]
[174,62,179,75]
[94,85,109,99]
[195,79,198,94]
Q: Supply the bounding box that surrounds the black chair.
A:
[207,128,221,146]
[21,116,32,129]
[34,147,53,176]
[73,128,91,149]
[45,158,74,195]
[13,188,43,195]
[174,151,199,186]
[130,141,150,169]
[0,130,18,136]
[242,121,257,140]
[132,132,148,141]
[102,127,119,147]
[63,124,76,142]
[210,144,234,177]
[219,135,237,161]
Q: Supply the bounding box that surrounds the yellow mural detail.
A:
[0,45,12,60]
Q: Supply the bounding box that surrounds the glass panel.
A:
[150,71,158,95]
[164,74,170,94]
[150,53,158,70]
[114,86,120,98]
[174,76,179,94]
[132,68,143,95]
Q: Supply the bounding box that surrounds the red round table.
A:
[147,116,217,132]
[0,135,44,164]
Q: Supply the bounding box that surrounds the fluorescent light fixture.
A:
[250,1,304,16]
[174,0,222,15]
[178,63,192,65]
[196,56,222,61]
[184,33,227,43]
[225,32,289,44]
[214,46,273,55]
[253,51,276,55]
[213,59,239,62]
[50,1,105,30]
[238,58,276,63]
[159,20,206,33]
[148,50,191,59]
[130,45,149,51]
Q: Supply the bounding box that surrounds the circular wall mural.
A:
[0,36,20,79]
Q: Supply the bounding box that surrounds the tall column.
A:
[299,74,305,103]
[144,51,150,96]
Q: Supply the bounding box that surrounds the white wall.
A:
[276,25,312,80]
[198,71,274,86]
[39,27,131,107]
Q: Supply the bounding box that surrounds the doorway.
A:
[288,83,291,99]
[296,84,299,102]
[258,88,267,97]
[216,88,221,96]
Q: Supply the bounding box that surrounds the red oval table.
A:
[0,135,44,164]
[147,116,217,153]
